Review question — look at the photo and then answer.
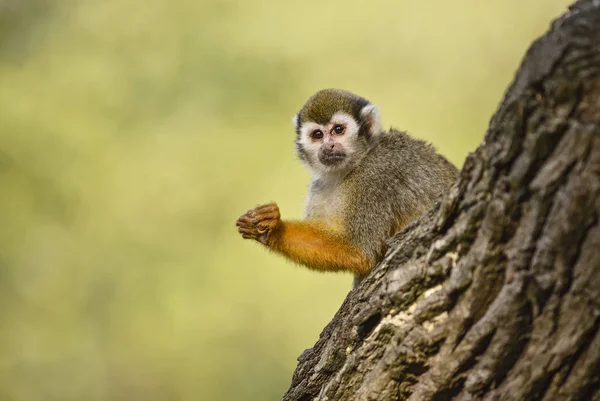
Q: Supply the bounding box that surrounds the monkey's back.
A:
[341,129,458,261]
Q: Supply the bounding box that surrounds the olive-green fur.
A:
[296,89,369,126]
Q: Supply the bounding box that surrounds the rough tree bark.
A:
[281,2,600,400]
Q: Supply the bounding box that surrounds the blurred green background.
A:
[0,1,571,400]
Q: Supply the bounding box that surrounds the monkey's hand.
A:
[236,203,281,246]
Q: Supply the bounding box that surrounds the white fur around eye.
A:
[299,121,322,139]
[329,112,360,153]
[329,112,359,138]
[298,121,325,164]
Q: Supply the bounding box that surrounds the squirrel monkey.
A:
[236,89,458,285]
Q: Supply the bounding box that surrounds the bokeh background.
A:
[0,1,572,400]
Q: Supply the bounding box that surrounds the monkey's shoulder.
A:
[354,129,457,186]
[367,129,441,165]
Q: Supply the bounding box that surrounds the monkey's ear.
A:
[360,104,383,137]
[292,114,299,128]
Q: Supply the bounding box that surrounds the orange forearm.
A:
[266,220,373,275]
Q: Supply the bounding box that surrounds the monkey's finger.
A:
[254,209,280,219]
[236,214,254,226]
[254,213,280,225]
[256,226,270,235]
[239,210,253,219]
[254,203,279,213]
[238,227,259,236]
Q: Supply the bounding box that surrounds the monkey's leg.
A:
[237,203,373,275]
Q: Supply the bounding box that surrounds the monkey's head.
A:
[293,89,383,175]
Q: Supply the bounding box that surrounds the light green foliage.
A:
[0,0,570,399]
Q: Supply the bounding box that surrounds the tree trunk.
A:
[281,1,600,400]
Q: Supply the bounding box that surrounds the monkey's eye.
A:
[311,130,324,140]
[333,125,345,135]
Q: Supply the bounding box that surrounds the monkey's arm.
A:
[269,220,374,275]
[236,203,373,275]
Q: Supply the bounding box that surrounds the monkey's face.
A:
[293,89,384,176]
[296,112,366,174]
